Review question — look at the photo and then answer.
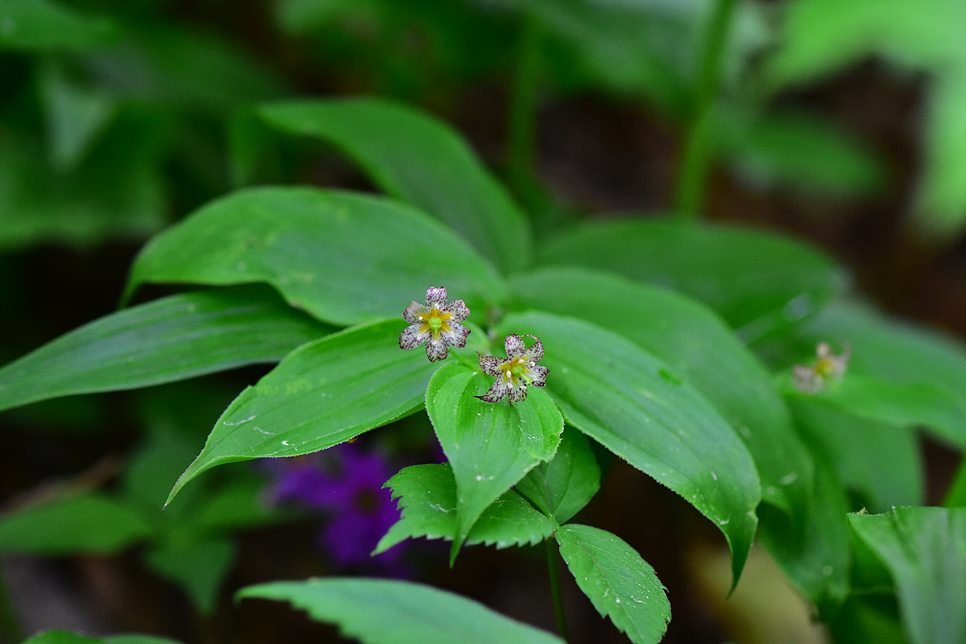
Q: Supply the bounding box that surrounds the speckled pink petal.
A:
[524,335,544,363]
[528,365,549,387]
[425,286,448,308]
[449,299,470,322]
[476,378,511,403]
[403,301,426,324]
[441,323,470,348]
[399,324,429,350]
[508,380,529,403]
[504,334,526,358]
[425,337,449,362]
[478,353,505,376]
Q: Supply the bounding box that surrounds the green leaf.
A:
[24,631,178,644]
[515,427,599,523]
[0,494,151,554]
[510,267,811,514]
[0,0,115,52]
[168,319,443,502]
[790,400,923,512]
[538,219,846,340]
[374,463,555,554]
[849,507,966,644]
[765,299,966,446]
[556,524,670,644]
[425,363,563,558]
[39,62,117,172]
[125,187,506,326]
[256,98,532,273]
[918,75,966,234]
[758,456,850,612]
[144,538,235,613]
[499,311,760,583]
[238,578,564,644]
[0,286,329,414]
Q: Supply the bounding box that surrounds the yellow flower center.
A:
[814,357,838,377]
[500,356,530,386]
[418,307,453,339]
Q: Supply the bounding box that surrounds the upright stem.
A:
[545,540,569,640]
[507,14,541,202]
[674,0,738,219]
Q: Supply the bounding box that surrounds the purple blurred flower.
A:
[263,443,406,571]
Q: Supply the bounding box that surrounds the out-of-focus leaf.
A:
[515,428,599,524]
[538,219,846,340]
[257,99,532,273]
[24,631,178,644]
[790,400,923,512]
[0,114,166,250]
[375,463,554,554]
[0,286,330,414]
[849,507,966,644]
[0,494,151,554]
[166,320,453,502]
[826,596,906,644]
[945,459,966,507]
[39,62,117,172]
[125,187,505,327]
[918,76,966,234]
[511,267,811,514]
[556,524,670,644]
[499,312,760,584]
[425,363,562,556]
[238,578,564,644]
[720,109,885,198]
[144,538,235,614]
[0,0,115,52]
[759,457,850,612]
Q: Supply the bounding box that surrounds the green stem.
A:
[507,14,541,202]
[674,0,738,219]
[545,540,569,640]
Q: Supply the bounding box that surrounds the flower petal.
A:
[508,380,529,403]
[399,324,429,350]
[478,353,505,376]
[425,338,449,362]
[441,323,470,348]
[425,286,448,308]
[524,335,544,363]
[528,365,549,387]
[449,299,470,322]
[403,301,425,324]
[504,334,526,358]
[476,378,511,404]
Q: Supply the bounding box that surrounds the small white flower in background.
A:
[399,286,470,362]
[793,342,851,393]
[476,334,549,404]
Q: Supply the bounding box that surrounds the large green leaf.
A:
[556,524,670,644]
[238,578,564,644]
[0,494,152,554]
[537,219,846,339]
[919,75,966,234]
[515,427,600,524]
[0,0,115,51]
[790,400,923,511]
[0,286,330,414]
[768,299,966,448]
[499,311,760,582]
[168,319,448,502]
[849,507,966,644]
[425,363,563,557]
[24,631,177,644]
[124,187,506,326]
[510,267,810,514]
[374,463,554,554]
[257,99,532,273]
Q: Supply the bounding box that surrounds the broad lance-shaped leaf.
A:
[498,312,760,583]
[257,98,532,273]
[239,578,564,644]
[515,427,600,524]
[426,363,563,559]
[0,494,152,554]
[0,0,116,52]
[537,218,846,340]
[124,187,506,327]
[511,267,811,514]
[375,464,554,554]
[849,507,966,644]
[168,319,464,502]
[144,538,235,614]
[556,524,670,644]
[0,286,331,414]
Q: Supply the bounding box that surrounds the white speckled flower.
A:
[793,342,850,393]
[476,334,548,404]
[399,286,471,362]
